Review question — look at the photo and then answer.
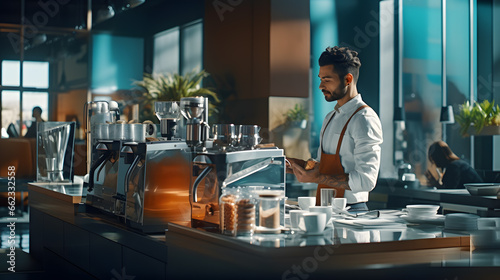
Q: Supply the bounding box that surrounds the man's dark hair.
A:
[318,46,361,83]
[33,106,42,114]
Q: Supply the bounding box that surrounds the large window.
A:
[400,0,475,180]
[153,19,203,75]
[1,60,49,137]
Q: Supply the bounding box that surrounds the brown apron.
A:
[315,105,369,206]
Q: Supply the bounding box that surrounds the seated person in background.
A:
[24,106,45,138]
[425,140,483,189]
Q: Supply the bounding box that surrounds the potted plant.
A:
[133,69,220,122]
[284,104,308,129]
[455,100,500,136]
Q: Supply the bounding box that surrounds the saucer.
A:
[255,226,282,234]
[300,230,325,236]
[401,214,445,225]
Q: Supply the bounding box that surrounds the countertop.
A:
[27,181,500,279]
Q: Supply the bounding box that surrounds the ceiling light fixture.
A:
[96,2,115,23]
[125,0,145,9]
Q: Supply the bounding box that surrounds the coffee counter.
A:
[28,182,170,279]
[28,182,500,279]
[165,218,477,279]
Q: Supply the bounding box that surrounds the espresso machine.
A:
[190,149,286,231]
[86,101,192,233]
[189,118,286,231]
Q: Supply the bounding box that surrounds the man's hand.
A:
[290,161,320,183]
[285,158,306,174]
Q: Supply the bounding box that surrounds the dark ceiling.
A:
[0,0,205,37]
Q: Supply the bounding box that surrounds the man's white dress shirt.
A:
[317,94,383,204]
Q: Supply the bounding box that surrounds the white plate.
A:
[299,230,326,236]
[401,214,445,225]
[255,226,282,234]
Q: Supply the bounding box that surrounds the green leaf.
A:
[132,68,220,121]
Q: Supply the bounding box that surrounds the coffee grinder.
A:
[154,101,180,140]
[180,97,209,149]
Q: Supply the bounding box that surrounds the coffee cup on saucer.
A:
[299,212,327,235]
[298,196,315,211]
[308,206,332,224]
[289,210,308,229]
[332,198,347,214]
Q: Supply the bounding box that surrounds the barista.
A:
[287,46,383,211]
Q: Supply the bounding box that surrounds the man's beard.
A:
[323,83,348,102]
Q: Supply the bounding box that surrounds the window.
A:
[1,60,49,137]
[153,19,203,75]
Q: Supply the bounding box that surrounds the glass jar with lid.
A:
[219,188,238,236]
[258,191,282,230]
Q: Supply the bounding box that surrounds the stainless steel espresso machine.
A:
[85,101,192,233]
[178,98,286,231]
[190,149,286,231]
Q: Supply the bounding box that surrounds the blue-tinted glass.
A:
[445,0,471,161]
[92,34,144,92]
[402,0,443,178]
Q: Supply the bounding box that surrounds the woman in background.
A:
[426,141,483,189]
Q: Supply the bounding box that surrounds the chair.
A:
[7,123,19,138]
[0,138,35,211]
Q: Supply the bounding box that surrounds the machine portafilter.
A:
[180,97,209,148]
[84,100,120,172]
[154,101,180,140]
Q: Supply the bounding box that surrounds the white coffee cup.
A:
[308,206,332,224]
[471,228,500,249]
[478,218,500,229]
[289,210,308,229]
[298,196,316,211]
[332,198,347,213]
[300,212,327,234]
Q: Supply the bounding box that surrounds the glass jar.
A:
[219,188,238,236]
[235,190,256,236]
[258,192,281,229]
